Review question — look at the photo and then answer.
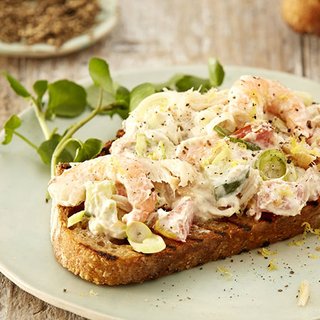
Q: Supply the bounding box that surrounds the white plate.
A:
[1,65,320,320]
[0,0,118,57]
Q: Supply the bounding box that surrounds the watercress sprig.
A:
[2,57,225,176]
[2,59,104,176]
[50,58,108,177]
[2,71,89,168]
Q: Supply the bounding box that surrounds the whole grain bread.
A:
[50,135,320,285]
[51,200,320,285]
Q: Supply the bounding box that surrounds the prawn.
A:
[116,156,157,224]
[226,75,313,137]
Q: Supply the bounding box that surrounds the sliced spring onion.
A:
[67,210,86,228]
[256,149,287,180]
[126,221,152,243]
[126,221,166,254]
[214,125,260,151]
[128,234,166,254]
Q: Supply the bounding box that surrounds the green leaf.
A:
[63,139,82,159]
[89,57,113,94]
[130,83,156,111]
[47,80,87,118]
[37,134,61,165]
[5,73,31,98]
[86,84,130,119]
[115,86,130,107]
[37,134,76,165]
[2,115,22,144]
[86,84,115,111]
[208,58,225,87]
[38,135,102,166]
[103,86,130,119]
[175,75,211,93]
[73,138,102,162]
[33,80,48,107]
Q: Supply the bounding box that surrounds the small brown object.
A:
[281,0,320,35]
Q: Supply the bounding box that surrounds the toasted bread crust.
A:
[51,199,320,285]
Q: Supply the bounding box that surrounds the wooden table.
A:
[0,1,319,319]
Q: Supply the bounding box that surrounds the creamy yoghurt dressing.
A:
[48,76,320,241]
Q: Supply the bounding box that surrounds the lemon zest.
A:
[258,247,277,258]
[302,222,320,238]
[216,266,232,278]
[289,137,320,158]
[289,222,320,247]
[278,94,289,102]
[288,239,305,247]
[89,289,98,296]
[267,259,278,271]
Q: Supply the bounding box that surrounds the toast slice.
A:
[50,139,320,285]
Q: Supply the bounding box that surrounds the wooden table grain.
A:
[0,1,319,319]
